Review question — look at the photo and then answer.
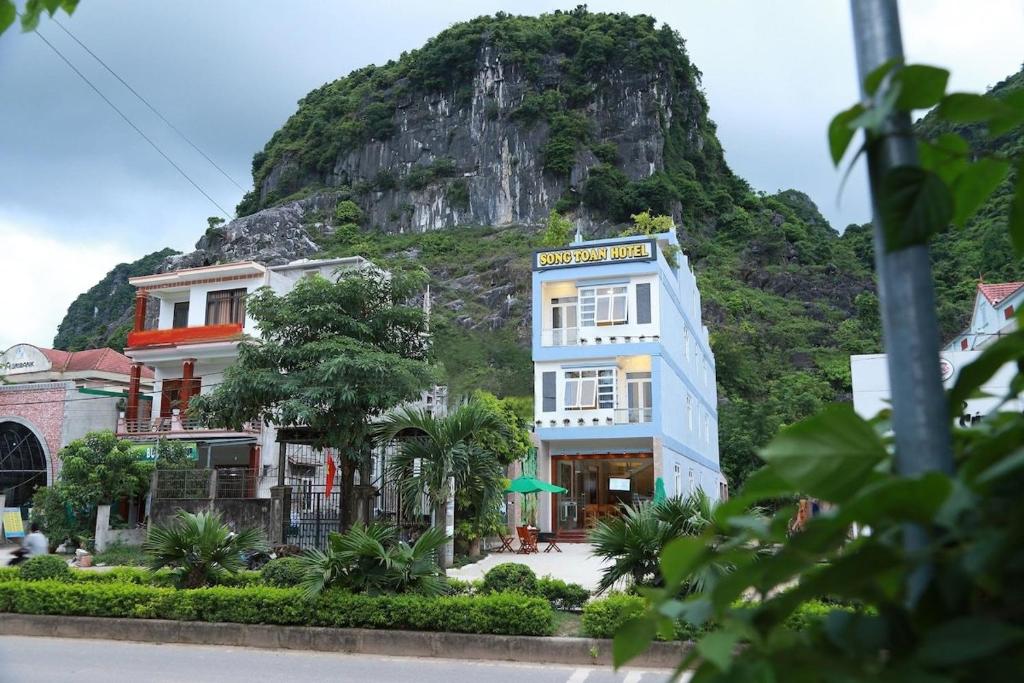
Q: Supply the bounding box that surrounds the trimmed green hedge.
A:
[0,580,554,636]
[260,557,305,588]
[581,594,866,640]
[448,574,589,611]
[19,556,70,582]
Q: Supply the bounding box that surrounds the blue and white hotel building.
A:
[531,230,724,535]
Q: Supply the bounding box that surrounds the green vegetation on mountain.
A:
[53,248,179,352]
[839,67,1024,339]
[237,8,729,219]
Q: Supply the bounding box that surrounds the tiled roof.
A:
[37,346,153,378]
[978,282,1024,306]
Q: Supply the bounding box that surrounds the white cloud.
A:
[0,215,132,351]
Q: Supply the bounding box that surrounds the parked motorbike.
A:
[6,548,28,566]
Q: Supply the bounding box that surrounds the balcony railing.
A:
[541,327,660,347]
[127,322,243,349]
[535,407,654,428]
[117,412,260,438]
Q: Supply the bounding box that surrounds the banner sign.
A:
[134,442,199,462]
[3,508,25,539]
[534,238,656,270]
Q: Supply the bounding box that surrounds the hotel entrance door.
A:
[553,455,653,532]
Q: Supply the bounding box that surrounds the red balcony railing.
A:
[117,414,260,438]
[127,323,243,349]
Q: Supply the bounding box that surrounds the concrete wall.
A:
[851,350,1022,420]
[151,498,273,536]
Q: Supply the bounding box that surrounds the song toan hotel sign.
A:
[0,344,51,376]
[534,238,656,270]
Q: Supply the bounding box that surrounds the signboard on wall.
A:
[0,344,51,376]
[134,442,199,461]
[533,238,656,270]
[2,508,25,539]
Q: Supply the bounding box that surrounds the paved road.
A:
[0,637,678,683]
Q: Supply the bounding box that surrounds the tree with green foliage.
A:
[190,266,435,530]
[0,0,77,37]
[468,390,532,466]
[539,210,573,248]
[153,438,193,470]
[56,431,150,512]
[620,211,680,267]
[374,401,504,568]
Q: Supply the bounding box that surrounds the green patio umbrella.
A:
[653,477,668,504]
[504,476,567,494]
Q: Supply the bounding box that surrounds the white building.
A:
[121,257,379,496]
[852,281,1023,422]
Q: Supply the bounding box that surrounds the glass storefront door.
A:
[554,456,654,532]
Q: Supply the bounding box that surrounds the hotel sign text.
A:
[534,239,656,270]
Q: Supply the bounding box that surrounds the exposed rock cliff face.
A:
[256,46,682,232]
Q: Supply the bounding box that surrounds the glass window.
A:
[674,464,681,496]
[579,286,627,326]
[205,288,247,325]
[686,394,693,431]
[684,327,690,360]
[565,368,615,410]
[172,302,190,329]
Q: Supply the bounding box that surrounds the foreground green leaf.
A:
[893,65,949,111]
[879,166,953,250]
[760,404,886,502]
[829,103,865,166]
[613,616,656,668]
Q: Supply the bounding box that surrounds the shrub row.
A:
[3,563,263,588]
[449,564,590,611]
[581,594,865,640]
[0,580,554,636]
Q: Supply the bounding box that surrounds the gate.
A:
[285,487,343,550]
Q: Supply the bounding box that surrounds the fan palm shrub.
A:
[374,401,505,567]
[297,523,448,598]
[589,489,723,595]
[143,510,267,588]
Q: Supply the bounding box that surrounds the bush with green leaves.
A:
[536,576,589,611]
[481,563,538,595]
[18,555,70,582]
[144,510,267,589]
[260,557,307,588]
[297,523,448,597]
[0,579,554,636]
[333,199,363,224]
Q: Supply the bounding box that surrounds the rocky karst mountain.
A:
[53,11,1023,488]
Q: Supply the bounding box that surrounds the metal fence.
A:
[153,468,259,500]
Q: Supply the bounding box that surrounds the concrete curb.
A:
[0,613,687,668]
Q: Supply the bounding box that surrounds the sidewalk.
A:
[448,543,609,591]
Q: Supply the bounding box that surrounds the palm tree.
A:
[297,523,448,598]
[374,401,504,568]
[144,509,267,588]
[589,489,721,595]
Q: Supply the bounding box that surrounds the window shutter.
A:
[542,372,556,412]
[636,283,651,324]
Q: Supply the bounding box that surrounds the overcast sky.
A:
[1,0,1021,350]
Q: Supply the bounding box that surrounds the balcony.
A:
[127,323,243,349]
[117,412,260,439]
[535,406,653,429]
[541,327,660,347]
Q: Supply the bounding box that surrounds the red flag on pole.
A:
[324,449,337,494]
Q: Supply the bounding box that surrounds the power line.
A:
[51,17,248,193]
[29,25,232,219]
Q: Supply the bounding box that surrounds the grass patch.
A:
[93,543,147,567]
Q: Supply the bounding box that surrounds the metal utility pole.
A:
[850,0,954,476]
[850,0,954,597]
